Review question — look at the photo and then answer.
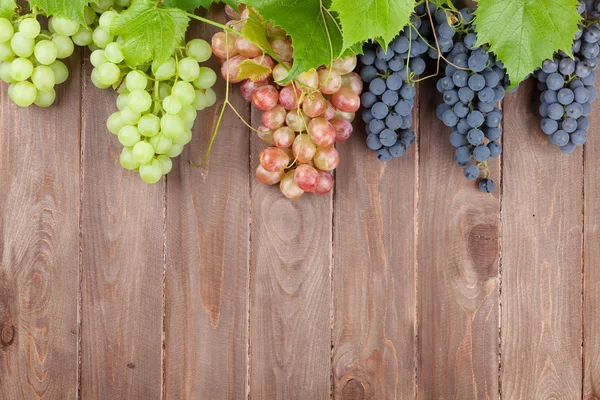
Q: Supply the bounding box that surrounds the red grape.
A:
[260,147,290,172]
[272,63,290,84]
[329,117,353,142]
[280,170,304,199]
[271,38,293,62]
[252,85,279,111]
[302,91,326,118]
[235,36,262,58]
[314,171,334,195]
[261,104,286,130]
[257,125,274,146]
[332,87,360,113]
[224,4,241,19]
[323,101,336,120]
[211,31,238,59]
[272,126,295,148]
[341,72,363,95]
[296,68,319,89]
[221,55,246,83]
[256,165,285,185]
[313,146,340,171]
[292,134,317,163]
[294,164,320,192]
[252,55,275,70]
[332,55,357,75]
[308,117,336,147]
[279,85,302,110]
[318,68,342,94]
[240,79,267,102]
[285,110,309,132]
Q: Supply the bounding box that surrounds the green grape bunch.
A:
[87,7,218,184]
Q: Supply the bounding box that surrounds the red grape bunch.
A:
[211,5,360,199]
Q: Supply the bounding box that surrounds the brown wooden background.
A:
[1,11,600,400]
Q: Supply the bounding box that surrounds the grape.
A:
[72,26,93,46]
[314,146,340,171]
[52,17,80,37]
[120,148,140,170]
[256,165,285,185]
[280,170,304,199]
[107,112,125,134]
[132,141,155,164]
[11,32,34,57]
[161,114,185,138]
[253,85,279,111]
[0,17,14,42]
[153,57,177,80]
[127,89,152,113]
[479,179,495,193]
[186,39,212,63]
[150,134,173,155]
[120,107,141,125]
[10,58,33,81]
[126,70,148,91]
[92,27,113,48]
[11,81,37,107]
[95,62,121,86]
[118,125,141,147]
[31,66,56,92]
[473,145,491,162]
[99,10,118,31]
[464,164,480,180]
[50,60,69,84]
[172,81,196,105]
[53,35,74,58]
[19,18,41,39]
[139,159,163,184]
[488,141,502,157]
[104,42,124,63]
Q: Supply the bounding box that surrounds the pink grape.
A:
[225,20,244,32]
[225,4,242,19]
[294,164,320,192]
[330,117,353,142]
[240,8,250,20]
[292,134,317,163]
[235,36,262,58]
[257,125,274,146]
[252,85,279,111]
[341,72,363,95]
[332,55,357,75]
[211,31,237,59]
[296,69,318,89]
[302,91,326,118]
[271,38,293,62]
[323,101,336,120]
[313,146,340,171]
[308,117,336,147]
[221,55,246,83]
[315,171,334,195]
[259,147,290,172]
[280,170,304,199]
[272,126,295,148]
[279,85,302,110]
[285,110,309,132]
[252,55,275,70]
[332,87,360,112]
[261,104,286,130]
[240,79,267,102]
[318,68,342,94]
[265,21,286,39]
[256,164,285,185]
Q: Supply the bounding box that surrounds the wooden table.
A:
[1,21,599,400]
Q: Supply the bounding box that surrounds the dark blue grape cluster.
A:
[433,8,509,193]
[359,13,432,162]
[535,0,599,154]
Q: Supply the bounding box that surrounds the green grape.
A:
[160,114,184,138]
[116,36,125,46]
[173,129,192,146]
[178,57,200,82]
[132,140,155,164]
[165,144,184,158]
[99,10,119,31]
[11,32,34,58]
[31,66,56,92]
[34,40,58,65]
[116,0,131,7]
[52,17,80,37]
[150,134,172,154]
[50,61,69,84]
[152,57,176,80]
[156,155,172,175]
[120,147,140,170]
[96,62,120,86]
[118,125,141,147]
[158,82,172,100]
[0,18,14,43]
[204,88,217,107]
[105,42,124,64]
[52,35,74,59]
[19,18,40,39]
[92,27,113,49]
[172,81,195,106]
[90,50,108,67]
[9,58,33,81]
[116,92,129,110]
[127,89,152,113]
[0,42,14,61]
[11,81,37,107]
[138,114,160,137]
[84,6,97,26]
[179,105,197,129]
[186,39,211,63]
[93,0,116,12]
[193,89,207,110]
[72,26,93,46]
[193,67,217,89]
[139,159,163,184]
[90,68,110,89]
[120,107,141,124]
[34,89,56,107]
[107,111,125,134]
[0,61,14,83]
[125,70,147,91]
[163,95,182,114]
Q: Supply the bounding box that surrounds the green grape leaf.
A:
[28,0,88,24]
[0,0,17,19]
[240,8,273,53]
[242,0,348,80]
[163,0,239,11]
[236,59,272,81]
[111,0,189,67]
[475,0,581,89]
[330,0,415,52]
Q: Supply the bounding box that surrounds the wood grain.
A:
[584,80,600,400]
[0,52,81,399]
[164,10,251,400]
[332,98,417,399]
[249,111,332,399]
[80,56,164,399]
[501,80,583,399]
[417,78,500,399]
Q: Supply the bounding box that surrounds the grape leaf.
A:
[241,8,273,53]
[475,0,581,88]
[242,0,347,79]
[330,0,415,52]
[111,0,189,67]
[163,0,239,11]
[237,59,272,81]
[28,0,88,24]
[0,0,17,19]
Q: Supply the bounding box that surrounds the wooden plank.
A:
[331,95,417,398]
[164,11,251,399]
[501,80,583,399]
[249,108,332,397]
[80,57,164,398]
[0,53,81,398]
[417,78,500,399]
[583,80,600,399]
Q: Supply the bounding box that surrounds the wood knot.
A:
[1,324,15,346]
[341,378,365,400]
[127,363,135,369]
[467,223,499,276]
